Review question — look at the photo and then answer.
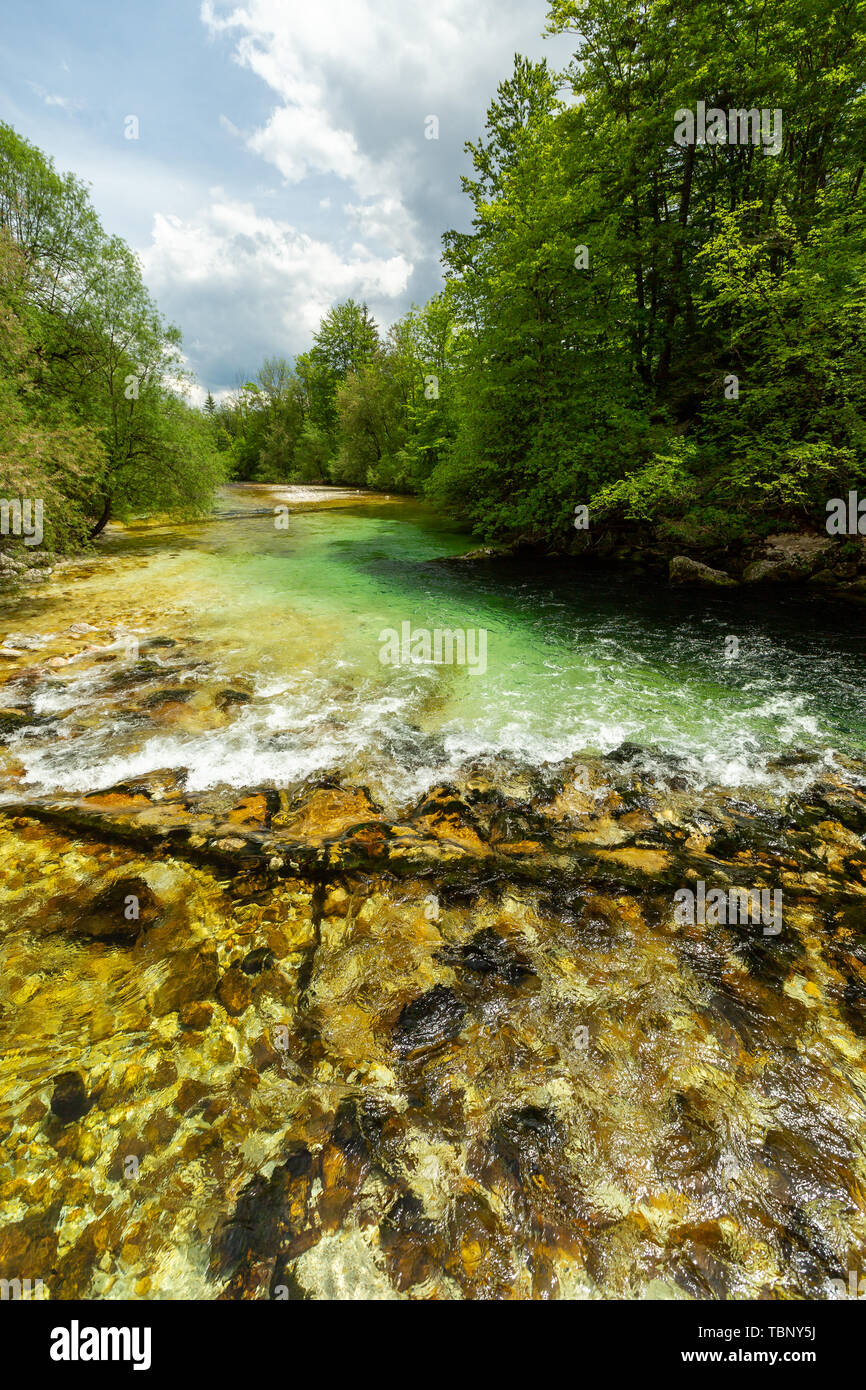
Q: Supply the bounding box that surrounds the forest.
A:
[2,0,865,551]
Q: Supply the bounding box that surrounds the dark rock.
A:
[240,946,275,975]
[72,877,162,943]
[378,1190,439,1291]
[50,1071,91,1124]
[140,688,195,708]
[0,706,53,740]
[442,928,534,985]
[216,689,252,710]
[217,966,253,1016]
[393,984,466,1058]
[211,1142,318,1295]
[108,659,165,687]
[0,708,33,736]
[606,740,646,765]
[490,1105,561,1179]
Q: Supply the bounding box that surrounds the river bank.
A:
[462,523,866,603]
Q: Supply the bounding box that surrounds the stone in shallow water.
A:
[272,786,383,842]
[139,687,195,708]
[443,927,534,985]
[179,1001,213,1031]
[392,984,467,1058]
[71,876,162,942]
[378,1190,440,1293]
[174,1078,211,1115]
[489,1105,561,1179]
[50,1071,90,1124]
[0,708,32,735]
[210,1142,319,1295]
[108,659,165,688]
[217,965,253,1016]
[215,688,252,710]
[240,947,274,975]
[143,937,219,1017]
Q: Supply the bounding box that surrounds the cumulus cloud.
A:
[200,0,568,252]
[133,1,572,388]
[140,193,411,388]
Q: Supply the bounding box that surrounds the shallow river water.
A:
[2,486,865,809]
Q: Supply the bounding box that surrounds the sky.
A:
[0,0,576,399]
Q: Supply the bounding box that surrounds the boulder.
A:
[669,556,737,587]
[741,559,796,583]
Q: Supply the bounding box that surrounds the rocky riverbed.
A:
[1,615,866,1299]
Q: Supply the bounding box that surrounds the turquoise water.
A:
[4,492,866,808]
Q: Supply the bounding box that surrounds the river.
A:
[1,486,865,1301]
[2,485,865,808]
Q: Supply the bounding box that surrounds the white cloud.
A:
[129,1,573,387]
[144,195,411,301]
[200,0,571,265]
[28,82,83,113]
[140,194,411,381]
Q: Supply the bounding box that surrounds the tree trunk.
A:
[656,142,696,389]
[89,494,112,539]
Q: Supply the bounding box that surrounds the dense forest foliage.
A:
[0,125,223,552]
[2,0,864,554]
[208,295,454,496]
[216,0,866,548]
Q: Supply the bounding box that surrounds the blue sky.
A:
[0,1,574,398]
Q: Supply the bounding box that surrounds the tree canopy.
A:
[6,0,864,557]
[216,0,866,553]
[0,123,224,550]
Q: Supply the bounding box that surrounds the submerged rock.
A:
[217,966,253,1016]
[71,876,162,942]
[179,1001,214,1031]
[393,984,467,1057]
[50,1071,91,1124]
[240,947,274,975]
[442,927,534,985]
[215,688,252,710]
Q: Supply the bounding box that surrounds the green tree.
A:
[304,299,380,456]
[0,123,225,542]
